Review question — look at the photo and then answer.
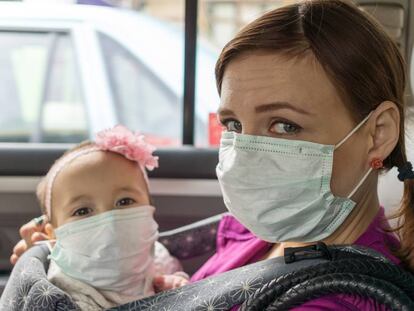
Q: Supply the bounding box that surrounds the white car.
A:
[0,2,220,145]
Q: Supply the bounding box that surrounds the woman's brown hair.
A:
[215,0,414,268]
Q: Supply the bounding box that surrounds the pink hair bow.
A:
[96,125,159,170]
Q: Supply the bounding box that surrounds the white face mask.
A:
[49,205,159,297]
[216,113,372,243]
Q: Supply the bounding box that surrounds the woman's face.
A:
[218,51,373,197]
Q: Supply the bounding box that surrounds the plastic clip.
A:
[284,242,332,264]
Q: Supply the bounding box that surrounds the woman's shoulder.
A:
[354,206,400,264]
[290,207,399,311]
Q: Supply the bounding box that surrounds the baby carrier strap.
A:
[0,244,80,311]
[112,243,414,311]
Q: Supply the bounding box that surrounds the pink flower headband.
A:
[44,125,159,218]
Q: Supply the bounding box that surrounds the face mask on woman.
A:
[216,112,372,243]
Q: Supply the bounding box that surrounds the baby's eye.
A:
[116,197,136,207]
[72,207,93,217]
[270,121,301,135]
[222,119,242,133]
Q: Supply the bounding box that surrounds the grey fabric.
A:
[0,244,80,311]
[109,245,392,311]
[0,276,8,298]
[109,255,329,311]
[159,213,223,259]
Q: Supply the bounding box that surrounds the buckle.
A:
[284,242,332,264]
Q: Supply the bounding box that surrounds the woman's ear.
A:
[367,101,400,163]
[45,223,56,239]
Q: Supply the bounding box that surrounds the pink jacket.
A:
[191,207,400,310]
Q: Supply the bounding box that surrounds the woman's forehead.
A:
[220,51,346,117]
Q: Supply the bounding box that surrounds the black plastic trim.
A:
[0,145,218,179]
[182,0,198,145]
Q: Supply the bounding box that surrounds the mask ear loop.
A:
[333,111,374,199]
[34,240,56,253]
[347,168,373,199]
[334,111,374,150]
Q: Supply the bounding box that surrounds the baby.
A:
[35,125,189,310]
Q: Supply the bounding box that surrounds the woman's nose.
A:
[241,123,267,137]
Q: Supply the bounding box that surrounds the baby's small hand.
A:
[153,274,189,292]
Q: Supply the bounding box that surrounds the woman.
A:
[11,0,414,309]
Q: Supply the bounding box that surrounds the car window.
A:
[192,0,301,146]
[99,33,181,146]
[0,31,49,142]
[0,31,87,143]
[41,34,87,143]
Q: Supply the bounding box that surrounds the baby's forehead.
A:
[66,150,134,169]
[54,151,142,183]
[50,150,148,201]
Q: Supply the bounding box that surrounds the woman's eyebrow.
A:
[255,102,312,115]
[217,107,235,118]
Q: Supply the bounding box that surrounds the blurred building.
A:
[20,0,296,48]
[127,0,297,48]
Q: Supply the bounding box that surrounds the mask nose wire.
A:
[334,111,374,150]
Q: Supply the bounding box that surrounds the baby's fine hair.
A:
[36,141,94,215]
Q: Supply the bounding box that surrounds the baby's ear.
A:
[45,223,56,239]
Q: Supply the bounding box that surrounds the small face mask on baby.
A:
[49,205,159,297]
[216,112,373,243]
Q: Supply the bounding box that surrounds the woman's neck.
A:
[323,177,379,245]
[263,174,380,259]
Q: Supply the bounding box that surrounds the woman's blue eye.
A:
[270,122,300,135]
[116,198,136,207]
[224,120,242,132]
[73,207,93,217]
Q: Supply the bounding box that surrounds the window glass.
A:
[133,1,215,146]
[99,33,181,146]
[105,1,185,146]
[41,34,87,143]
[196,0,301,146]
[0,3,185,146]
[0,31,86,143]
[0,32,49,142]
[193,0,411,147]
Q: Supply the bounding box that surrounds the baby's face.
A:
[51,151,150,227]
